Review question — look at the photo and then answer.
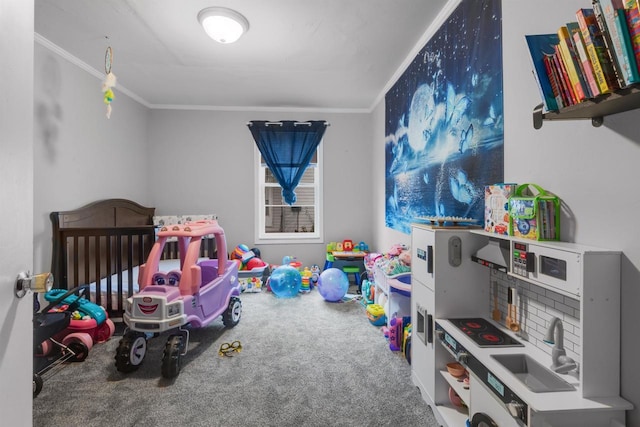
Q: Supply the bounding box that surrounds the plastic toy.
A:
[34,285,114,397]
[389,315,411,352]
[42,287,116,348]
[310,265,320,287]
[240,276,262,293]
[218,340,242,357]
[300,267,312,293]
[269,265,302,298]
[317,268,349,302]
[361,279,375,305]
[366,304,386,326]
[116,220,242,378]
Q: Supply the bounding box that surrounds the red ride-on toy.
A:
[33,285,115,397]
[44,287,116,345]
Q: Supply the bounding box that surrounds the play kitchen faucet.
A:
[544,317,578,374]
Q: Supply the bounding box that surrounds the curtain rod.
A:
[246,121,330,126]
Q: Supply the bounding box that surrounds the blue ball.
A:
[269,265,302,298]
[317,268,350,302]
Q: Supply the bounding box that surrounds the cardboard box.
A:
[484,183,517,235]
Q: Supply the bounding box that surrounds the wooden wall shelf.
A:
[533,85,640,129]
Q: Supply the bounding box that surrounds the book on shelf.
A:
[576,7,620,93]
[558,25,591,101]
[592,0,635,87]
[554,43,578,105]
[549,52,573,107]
[624,0,640,74]
[600,0,640,85]
[567,21,601,97]
[525,34,563,111]
[543,53,566,109]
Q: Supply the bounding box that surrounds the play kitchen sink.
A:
[491,353,575,393]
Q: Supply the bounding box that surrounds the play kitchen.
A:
[410,223,632,427]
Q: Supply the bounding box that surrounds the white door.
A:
[0,0,34,425]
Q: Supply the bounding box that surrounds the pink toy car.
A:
[115,220,242,378]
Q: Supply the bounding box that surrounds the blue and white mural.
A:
[385,0,503,234]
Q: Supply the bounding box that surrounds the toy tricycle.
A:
[115,220,242,378]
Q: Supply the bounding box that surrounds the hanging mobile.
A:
[101,45,117,118]
[104,46,112,74]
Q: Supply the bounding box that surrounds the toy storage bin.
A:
[238,265,268,292]
[373,266,411,328]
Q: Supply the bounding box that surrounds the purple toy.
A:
[317,268,349,302]
[115,220,242,379]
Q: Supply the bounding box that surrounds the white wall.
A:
[33,42,375,275]
[503,2,640,423]
[372,0,640,423]
[147,109,374,268]
[33,42,151,274]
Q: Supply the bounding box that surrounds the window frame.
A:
[254,142,323,244]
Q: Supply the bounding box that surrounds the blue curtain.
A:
[248,120,327,205]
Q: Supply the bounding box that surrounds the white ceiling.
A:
[35,0,448,111]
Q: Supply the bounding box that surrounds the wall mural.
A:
[385,0,503,234]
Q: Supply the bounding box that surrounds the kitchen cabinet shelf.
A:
[533,85,640,129]
[440,370,470,405]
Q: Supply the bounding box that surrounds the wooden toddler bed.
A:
[50,199,216,319]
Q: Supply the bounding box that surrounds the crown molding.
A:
[35,33,372,114]
[371,0,461,111]
[35,33,150,108]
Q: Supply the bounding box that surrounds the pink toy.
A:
[116,220,242,378]
[389,316,403,351]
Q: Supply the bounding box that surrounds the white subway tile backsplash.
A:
[537,294,555,307]
[546,290,564,303]
[564,297,580,310]
[489,270,581,361]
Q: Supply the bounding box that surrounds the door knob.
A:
[15,271,53,298]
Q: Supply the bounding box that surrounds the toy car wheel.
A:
[222,297,242,327]
[95,318,116,343]
[161,335,184,379]
[67,340,90,362]
[115,331,147,373]
[33,374,43,398]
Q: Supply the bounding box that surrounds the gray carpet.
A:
[33,288,439,427]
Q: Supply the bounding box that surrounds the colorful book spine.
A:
[558,25,590,101]
[577,7,619,93]
[599,0,640,85]
[572,27,601,96]
[553,44,577,105]
[543,53,565,109]
[624,0,640,73]
[593,0,627,87]
[525,34,562,112]
[567,21,601,97]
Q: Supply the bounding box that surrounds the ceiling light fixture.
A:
[198,7,249,44]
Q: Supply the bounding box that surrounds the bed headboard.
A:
[50,199,156,315]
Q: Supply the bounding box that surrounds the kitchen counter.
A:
[436,318,633,414]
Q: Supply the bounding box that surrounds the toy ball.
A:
[269,265,302,298]
[245,257,266,270]
[317,268,350,302]
[231,244,250,260]
[250,247,261,258]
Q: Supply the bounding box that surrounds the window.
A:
[255,144,322,243]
